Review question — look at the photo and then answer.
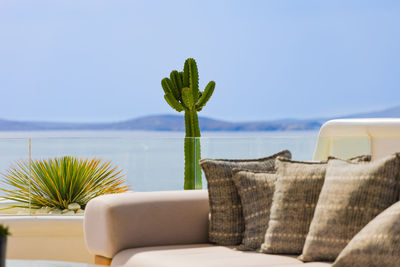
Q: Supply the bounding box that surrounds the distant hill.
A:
[0,105,399,131]
[339,105,400,119]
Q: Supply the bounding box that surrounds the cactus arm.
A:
[161,78,172,95]
[170,71,183,100]
[183,61,190,87]
[179,72,185,87]
[181,87,194,110]
[187,58,199,103]
[196,81,215,111]
[164,93,184,112]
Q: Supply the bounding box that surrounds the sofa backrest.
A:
[313,119,400,161]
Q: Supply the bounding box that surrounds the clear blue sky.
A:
[0,0,399,122]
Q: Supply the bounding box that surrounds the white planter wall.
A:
[0,216,93,264]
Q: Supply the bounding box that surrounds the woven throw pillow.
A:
[300,153,400,262]
[333,201,400,267]
[260,155,371,255]
[260,157,327,255]
[200,150,291,245]
[232,169,276,250]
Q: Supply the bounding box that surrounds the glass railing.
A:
[3,133,368,216]
[0,138,31,215]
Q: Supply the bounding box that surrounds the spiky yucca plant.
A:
[161,58,215,189]
[0,156,128,210]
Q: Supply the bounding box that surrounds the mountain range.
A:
[0,105,399,131]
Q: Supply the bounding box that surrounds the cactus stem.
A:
[161,58,214,190]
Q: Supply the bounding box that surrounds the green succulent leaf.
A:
[196,81,215,111]
[164,93,184,112]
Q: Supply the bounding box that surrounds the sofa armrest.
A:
[84,190,210,259]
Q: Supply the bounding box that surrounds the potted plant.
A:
[161,58,215,189]
[0,156,129,213]
[0,225,9,267]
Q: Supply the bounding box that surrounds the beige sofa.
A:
[84,119,400,267]
[85,190,331,267]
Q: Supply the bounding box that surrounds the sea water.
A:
[0,131,318,192]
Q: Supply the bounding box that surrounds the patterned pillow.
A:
[333,201,400,267]
[300,153,400,262]
[260,155,371,255]
[260,157,327,254]
[200,150,291,245]
[232,169,276,250]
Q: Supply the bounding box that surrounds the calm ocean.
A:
[0,131,318,192]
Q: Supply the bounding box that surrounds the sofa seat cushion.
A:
[111,244,322,267]
[278,264,332,267]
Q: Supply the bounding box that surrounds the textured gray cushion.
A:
[200,150,291,245]
[300,153,400,262]
[261,155,371,255]
[333,201,400,267]
[260,158,327,255]
[232,169,276,250]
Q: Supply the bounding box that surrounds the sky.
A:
[0,0,399,123]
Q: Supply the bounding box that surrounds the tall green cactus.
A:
[161,58,215,189]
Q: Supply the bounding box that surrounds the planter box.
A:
[0,200,93,263]
[0,216,93,263]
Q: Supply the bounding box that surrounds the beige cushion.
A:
[260,158,327,255]
[111,244,305,267]
[232,169,276,250]
[278,264,332,267]
[333,201,400,267]
[200,150,291,245]
[300,154,400,262]
[261,155,371,255]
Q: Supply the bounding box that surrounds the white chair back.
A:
[313,119,400,161]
